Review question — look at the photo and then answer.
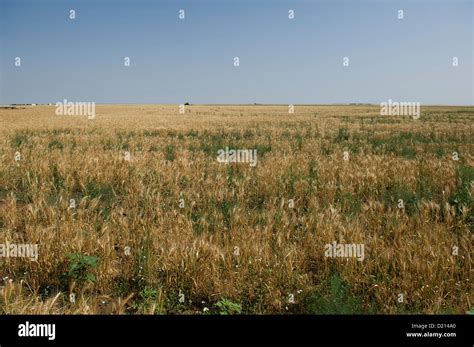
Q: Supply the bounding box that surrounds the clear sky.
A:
[0,0,472,105]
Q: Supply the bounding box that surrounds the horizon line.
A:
[2,103,473,107]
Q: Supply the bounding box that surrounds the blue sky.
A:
[1,0,472,105]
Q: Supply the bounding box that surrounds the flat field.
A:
[0,104,472,314]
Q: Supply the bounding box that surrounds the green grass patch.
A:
[304,273,372,314]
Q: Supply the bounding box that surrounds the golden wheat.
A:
[0,105,472,314]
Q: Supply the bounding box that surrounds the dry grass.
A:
[0,104,472,314]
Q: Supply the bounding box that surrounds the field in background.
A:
[0,104,472,314]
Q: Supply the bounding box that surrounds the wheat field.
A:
[0,104,472,314]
